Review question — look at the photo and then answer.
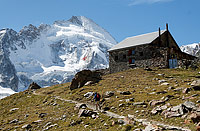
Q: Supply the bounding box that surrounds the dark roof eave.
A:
[181,51,197,59]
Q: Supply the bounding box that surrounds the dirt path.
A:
[33,91,191,131]
[55,96,125,119]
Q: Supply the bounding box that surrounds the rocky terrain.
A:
[0,67,200,131]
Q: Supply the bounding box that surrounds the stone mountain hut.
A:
[108,24,196,73]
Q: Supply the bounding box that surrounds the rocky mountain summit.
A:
[0,16,117,94]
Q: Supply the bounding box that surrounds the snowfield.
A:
[0,86,16,99]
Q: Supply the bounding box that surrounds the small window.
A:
[139,52,143,56]
[123,54,126,59]
[132,50,135,55]
[129,58,135,64]
[132,59,135,64]
[115,55,118,61]
[128,50,131,56]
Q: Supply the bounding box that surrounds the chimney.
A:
[166,23,169,31]
[166,23,169,47]
[159,27,161,36]
[159,27,161,45]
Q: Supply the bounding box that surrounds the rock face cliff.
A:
[0,29,19,92]
[0,16,117,92]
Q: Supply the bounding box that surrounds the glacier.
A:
[180,42,200,57]
[0,16,117,94]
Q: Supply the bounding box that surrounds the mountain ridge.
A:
[0,16,117,98]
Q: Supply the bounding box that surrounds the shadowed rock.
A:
[161,101,199,119]
[38,113,47,118]
[78,109,97,118]
[69,70,102,90]
[191,86,200,91]
[120,91,131,95]
[182,86,200,94]
[187,112,200,123]
[28,82,41,90]
[22,124,32,130]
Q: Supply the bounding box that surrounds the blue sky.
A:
[0,0,199,46]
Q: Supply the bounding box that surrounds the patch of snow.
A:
[0,86,16,99]
[0,29,7,34]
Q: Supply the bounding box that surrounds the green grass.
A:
[0,68,199,130]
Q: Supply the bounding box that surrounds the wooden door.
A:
[169,59,178,68]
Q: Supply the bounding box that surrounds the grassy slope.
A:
[0,68,199,130]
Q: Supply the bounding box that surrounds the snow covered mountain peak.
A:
[180,42,200,57]
[53,16,117,44]
[0,16,117,94]
[68,16,83,26]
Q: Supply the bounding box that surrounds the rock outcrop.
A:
[78,109,98,119]
[28,82,41,90]
[69,70,102,90]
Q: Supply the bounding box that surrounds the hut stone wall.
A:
[109,44,168,73]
